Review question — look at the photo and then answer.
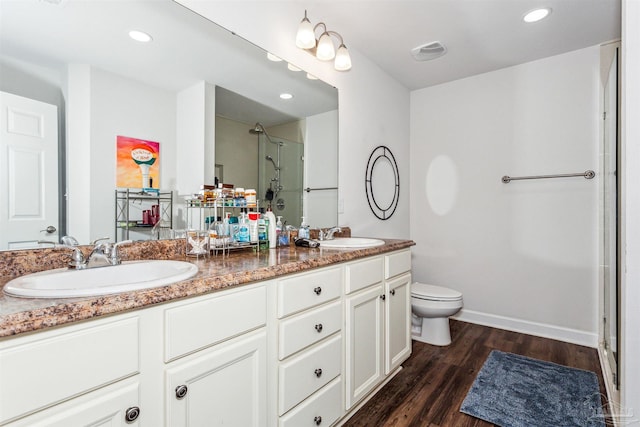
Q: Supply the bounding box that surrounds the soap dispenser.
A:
[298,217,309,239]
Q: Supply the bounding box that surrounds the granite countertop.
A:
[0,238,414,338]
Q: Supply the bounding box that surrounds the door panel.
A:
[0,91,59,249]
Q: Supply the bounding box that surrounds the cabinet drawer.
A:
[385,249,411,279]
[279,334,342,415]
[165,284,266,362]
[0,316,139,424]
[279,301,342,360]
[279,377,342,427]
[277,267,342,318]
[345,256,383,294]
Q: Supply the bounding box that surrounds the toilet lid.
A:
[411,283,462,301]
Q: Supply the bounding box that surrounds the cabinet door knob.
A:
[314,415,323,425]
[380,294,386,301]
[175,384,188,399]
[390,289,396,296]
[313,286,322,295]
[314,368,323,378]
[124,406,140,423]
[315,323,323,333]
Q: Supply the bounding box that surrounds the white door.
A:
[385,273,412,375]
[345,283,384,409]
[166,330,267,426]
[0,91,59,249]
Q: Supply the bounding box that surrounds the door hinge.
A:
[603,111,607,120]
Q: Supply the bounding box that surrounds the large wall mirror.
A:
[0,0,338,249]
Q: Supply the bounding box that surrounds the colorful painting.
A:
[116,136,160,189]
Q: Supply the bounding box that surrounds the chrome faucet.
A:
[318,227,342,241]
[86,240,132,268]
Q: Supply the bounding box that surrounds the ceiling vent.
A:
[411,41,447,61]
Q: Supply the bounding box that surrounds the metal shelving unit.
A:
[115,189,173,241]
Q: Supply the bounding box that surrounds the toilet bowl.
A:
[411,282,463,346]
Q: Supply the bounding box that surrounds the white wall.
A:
[410,46,600,346]
[305,110,338,228]
[620,0,640,418]
[66,66,177,241]
[176,1,411,239]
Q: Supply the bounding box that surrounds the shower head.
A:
[249,122,266,135]
[265,155,280,170]
[249,122,281,146]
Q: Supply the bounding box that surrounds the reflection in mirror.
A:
[0,0,338,249]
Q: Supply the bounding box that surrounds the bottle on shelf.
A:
[264,208,277,249]
[275,216,283,247]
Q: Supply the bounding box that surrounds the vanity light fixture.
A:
[267,52,283,62]
[523,7,551,23]
[306,73,318,80]
[287,63,302,72]
[295,10,352,71]
[128,30,153,43]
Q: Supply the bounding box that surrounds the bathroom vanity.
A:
[0,239,413,426]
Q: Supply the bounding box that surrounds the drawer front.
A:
[278,334,342,415]
[165,284,266,362]
[277,267,342,318]
[0,316,139,424]
[385,249,412,279]
[279,301,342,360]
[279,377,342,427]
[345,256,384,294]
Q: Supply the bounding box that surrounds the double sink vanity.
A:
[0,237,414,426]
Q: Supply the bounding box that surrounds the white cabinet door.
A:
[6,377,140,427]
[345,284,384,409]
[385,273,412,375]
[166,329,267,426]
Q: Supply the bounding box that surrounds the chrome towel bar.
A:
[304,187,338,192]
[501,170,595,184]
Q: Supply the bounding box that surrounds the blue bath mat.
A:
[460,350,605,427]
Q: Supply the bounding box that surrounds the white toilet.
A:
[410,282,463,346]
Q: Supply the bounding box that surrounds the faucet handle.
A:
[61,235,80,246]
[110,240,133,265]
[90,236,110,245]
[39,241,86,269]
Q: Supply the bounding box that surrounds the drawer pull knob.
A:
[380,294,386,301]
[314,415,323,425]
[313,286,322,295]
[175,385,188,399]
[125,406,140,423]
[315,323,323,333]
[314,368,323,378]
[390,289,396,296]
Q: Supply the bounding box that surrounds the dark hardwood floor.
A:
[343,320,609,427]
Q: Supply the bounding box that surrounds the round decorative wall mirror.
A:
[365,145,399,220]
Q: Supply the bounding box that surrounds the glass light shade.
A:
[334,44,352,71]
[296,17,316,49]
[316,32,335,61]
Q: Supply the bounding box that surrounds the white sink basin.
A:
[318,237,385,249]
[3,260,199,298]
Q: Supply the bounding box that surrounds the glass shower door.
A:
[601,46,619,387]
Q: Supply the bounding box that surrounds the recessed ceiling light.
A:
[267,52,282,62]
[280,93,294,100]
[523,8,551,23]
[129,30,153,42]
[287,63,302,72]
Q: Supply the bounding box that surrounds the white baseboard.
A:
[453,309,598,348]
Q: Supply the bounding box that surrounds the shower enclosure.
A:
[600,43,620,391]
[250,123,303,227]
